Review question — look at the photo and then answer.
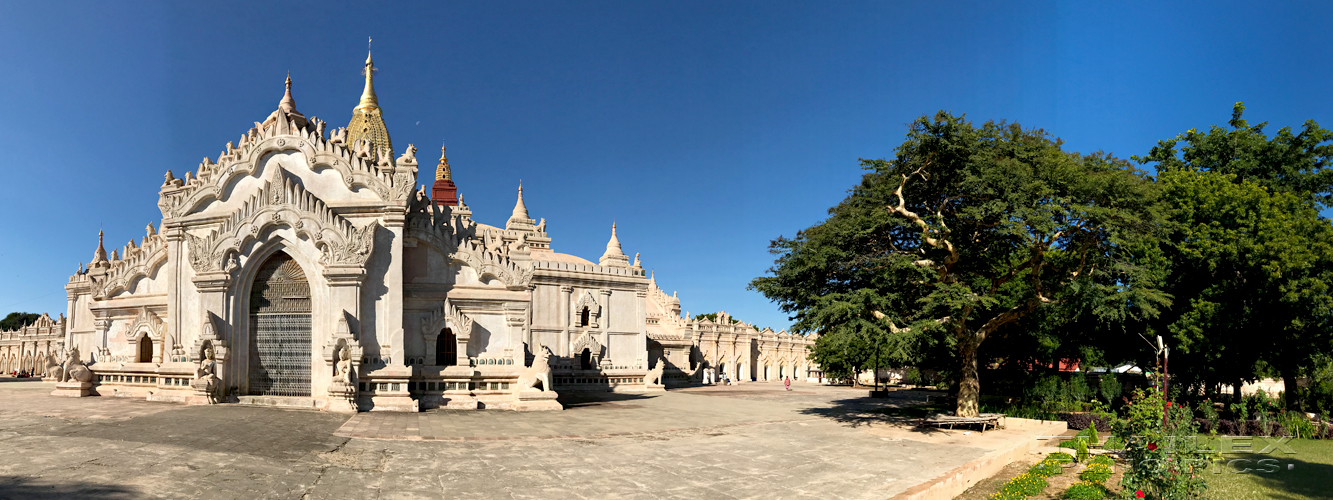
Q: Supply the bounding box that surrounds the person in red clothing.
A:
[784,376,791,391]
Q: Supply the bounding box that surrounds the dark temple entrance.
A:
[248,252,312,397]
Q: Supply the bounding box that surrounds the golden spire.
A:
[346,38,393,160]
[356,43,379,111]
[436,143,452,181]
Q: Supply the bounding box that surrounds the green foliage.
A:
[983,402,1057,420]
[1195,400,1219,434]
[0,312,40,331]
[1097,374,1123,405]
[1063,481,1110,500]
[1049,452,1076,462]
[1079,461,1113,483]
[750,111,1167,416]
[989,469,1050,499]
[1277,411,1316,439]
[1102,436,1124,450]
[1089,455,1114,466]
[1113,388,1208,500]
[1030,455,1066,478]
[1137,104,1333,411]
[1076,439,1090,463]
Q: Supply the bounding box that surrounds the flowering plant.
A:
[1111,388,1207,499]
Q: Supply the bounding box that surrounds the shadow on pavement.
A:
[0,476,137,500]
[556,391,658,409]
[798,392,952,434]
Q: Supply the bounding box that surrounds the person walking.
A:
[784,376,791,391]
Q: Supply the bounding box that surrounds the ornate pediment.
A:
[158,113,417,219]
[572,291,601,326]
[419,298,474,339]
[96,231,168,299]
[184,170,378,273]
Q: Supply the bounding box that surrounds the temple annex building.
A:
[5,51,819,412]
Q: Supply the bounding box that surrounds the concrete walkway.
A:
[0,379,1035,499]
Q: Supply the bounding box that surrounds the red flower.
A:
[1166,402,1172,407]
[1136,491,1145,499]
[1148,442,1158,451]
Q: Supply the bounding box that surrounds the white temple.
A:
[34,51,819,412]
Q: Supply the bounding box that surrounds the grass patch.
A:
[1199,436,1333,499]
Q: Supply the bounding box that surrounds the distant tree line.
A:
[0,312,41,331]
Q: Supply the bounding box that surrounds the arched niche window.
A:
[436,328,457,366]
[580,308,590,327]
[580,348,592,370]
[137,334,153,363]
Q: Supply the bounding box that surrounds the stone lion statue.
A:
[61,347,93,383]
[644,357,666,387]
[517,345,552,392]
[42,352,63,381]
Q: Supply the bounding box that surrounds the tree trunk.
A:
[1281,369,1300,412]
[1232,382,1242,405]
[956,338,980,417]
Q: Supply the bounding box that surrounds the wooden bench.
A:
[919,413,1006,432]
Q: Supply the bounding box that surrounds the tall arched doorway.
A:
[248,252,312,397]
[137,335,153,363]
[436,328,457,366]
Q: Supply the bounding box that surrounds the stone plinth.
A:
[364,366,418,412]
[51,381,92,397]
[326,383,359,413]
[443,394,480,409]
[513,390,563,411]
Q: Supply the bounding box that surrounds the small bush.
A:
[1075,439,1090,463]
[1030,456,1064,478]
[1078,461,1113,483]
[1062,481,1109,500]
[1088,455,1113,466]
[1049,452,1076,462]
[987,471,1049,499]
[1193,417,1213,433]
[1278,412,1315,439]
[1216,419,1239,436]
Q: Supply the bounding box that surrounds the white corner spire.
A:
[599,222,630,267]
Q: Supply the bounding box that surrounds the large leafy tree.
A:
[752,112,1166,416]
[1137,104,1333,409]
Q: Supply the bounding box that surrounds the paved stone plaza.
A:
[0,380,1034,499]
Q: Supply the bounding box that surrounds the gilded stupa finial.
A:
[357,39,379,111]
[436,142,451,181]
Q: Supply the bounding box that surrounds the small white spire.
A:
[599,222,629,267]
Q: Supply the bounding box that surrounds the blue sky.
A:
[0,1,1330,331]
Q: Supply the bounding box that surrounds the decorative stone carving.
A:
[570,331,602,367]
[190,346,221,403]
[183,171,379,273]
[572,291,601,328]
